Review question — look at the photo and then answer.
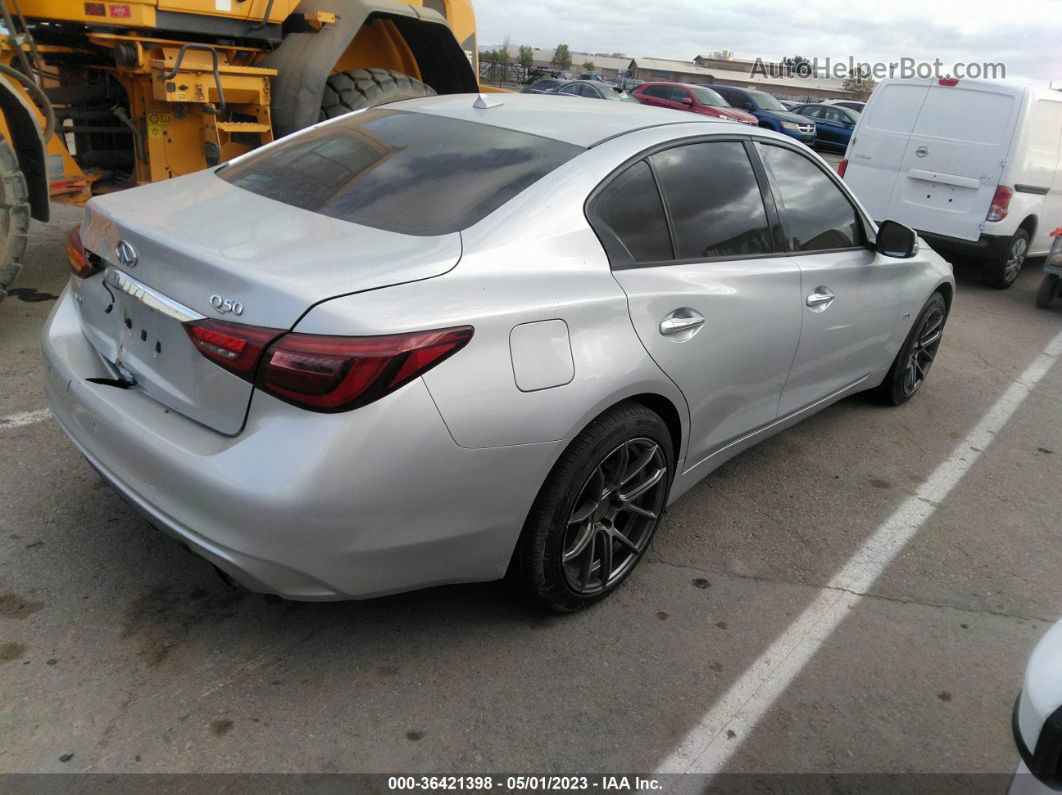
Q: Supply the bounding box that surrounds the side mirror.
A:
[876,220,919,258]
[681,97,694,106]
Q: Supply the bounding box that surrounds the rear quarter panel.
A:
[294,134,695,458]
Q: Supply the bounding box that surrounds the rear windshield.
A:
[220,109,583,236]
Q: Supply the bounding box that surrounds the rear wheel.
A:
[320,68,436,120]
[513,402,673,613]
[1036,273,1060,309]
[0,135,30,303]
[983,229,1029,289]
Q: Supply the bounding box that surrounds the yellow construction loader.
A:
[0,0,481,300]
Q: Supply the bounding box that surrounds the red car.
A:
[632,82,758,125]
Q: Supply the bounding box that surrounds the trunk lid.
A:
[76,169,461,434]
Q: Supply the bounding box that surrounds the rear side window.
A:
[592,161,672,264]
[757,144,863,251]
[651,141,773,259]
[220,109,582,236]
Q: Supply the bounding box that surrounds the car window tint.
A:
[670,87,690,102]
[800,106,821,118]
[558,84,580,95]
[757,144,863,251]
[594,160,672,264]
[644,85,665,99]
[650,141,773,259]
[221,109,583,236]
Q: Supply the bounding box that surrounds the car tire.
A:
[873,292,948,406]
[0,134,30,304]
[1036,273,1060,309]
[983,229,1029,289]
[320,68,436,120]
[513,402,674,613]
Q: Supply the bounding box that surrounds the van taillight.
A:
[184,319,473,413]
[987,185,1013,222]
[938,78,959,86]
[66,226,101,278]
[837,159,848,178]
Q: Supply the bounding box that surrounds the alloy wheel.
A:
[1004,236,1028,283]
[902,306,945,396]
[561,437,669,595]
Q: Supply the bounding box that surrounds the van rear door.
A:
[846,80,1020,241]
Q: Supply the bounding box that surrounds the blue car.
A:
[703,85,816,145]
[790,103,859,152]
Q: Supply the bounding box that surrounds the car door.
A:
[821,107,853,146]
[755,142,912,414]
[668,86,694,112]
[593,140,803,468]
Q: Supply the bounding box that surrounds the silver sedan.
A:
[43,94,954,611]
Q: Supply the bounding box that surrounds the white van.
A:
[841,78,1062,288]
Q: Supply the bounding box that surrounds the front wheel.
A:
[320,68,436,120]
[874,292,948,405]
[513,402,674,612]
[0,134,30,303]
[1036,273,1060,309]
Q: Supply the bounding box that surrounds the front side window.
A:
[650,141,774,259]
[757,144,863,251]
[221,109,583,236]
[592,160,672,265]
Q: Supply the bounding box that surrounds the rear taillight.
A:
[837,158,848,178]
[938,77,959,86]
[258,326,473,412]
[67,226,101,278]
[184,319,284,377]
[184,319,473,413]
[987,185,1013,222]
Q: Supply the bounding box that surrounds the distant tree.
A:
[843,64,876,100]
[498,35,511,66]
[582,60,595,72]
[518,44,534,69]
[783,54,813,77]
[552,43,572,70]
[841,64,875,99]
[609,52,626,58]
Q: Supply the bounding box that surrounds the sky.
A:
[474,0,1062,85]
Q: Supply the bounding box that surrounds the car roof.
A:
[395,92,727,148]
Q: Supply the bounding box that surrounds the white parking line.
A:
[657,327,1062,775]
[0,407,51,429]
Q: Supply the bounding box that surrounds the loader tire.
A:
[320,68,436,120]
[0,134,30,304]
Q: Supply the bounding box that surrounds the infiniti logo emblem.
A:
[115,240,138,268]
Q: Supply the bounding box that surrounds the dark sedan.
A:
[522,78,564,94]
[790,103,860,151]
[548,80,637,102]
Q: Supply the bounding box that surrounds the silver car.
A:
[43,94,954,611]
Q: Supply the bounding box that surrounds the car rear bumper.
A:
[43,286,563,600]
[918,230,1011,259]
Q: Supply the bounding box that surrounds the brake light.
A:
[838,158,848,178]
[66,226,101,278]
[938,77,959,86]
[184,320,473,412]
[184,319,284,377]
[986,185,1013,222]
[258,326,473,412]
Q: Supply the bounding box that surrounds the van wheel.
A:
[1036,274,1060,308]
[513,402,673,613]
[873,293,947,405]
[320,68,436,120]
[0,135,30,303]
[983,229,1029,289]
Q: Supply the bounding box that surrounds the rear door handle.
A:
[806,287,835,312]
[659,308,705,341]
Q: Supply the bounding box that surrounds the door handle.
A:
[659,308,705,341]
[806,287,835,312]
